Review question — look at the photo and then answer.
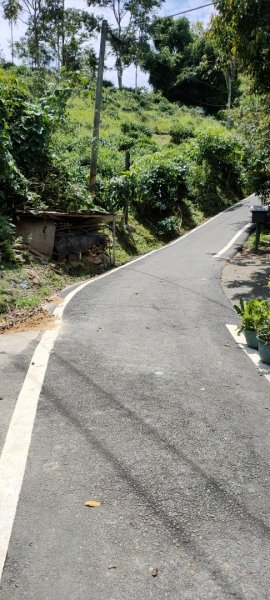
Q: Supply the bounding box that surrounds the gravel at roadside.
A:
[222,246,270,305]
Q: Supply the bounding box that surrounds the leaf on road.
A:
[84,500,101,507]
[152,568,158,577]
[108,564,117,570]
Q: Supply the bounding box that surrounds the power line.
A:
[165,3,214,19]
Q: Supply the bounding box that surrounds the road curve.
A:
[1,197,270,600]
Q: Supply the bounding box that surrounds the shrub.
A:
[156,215,181,239]
[133,153,188,219]
[120,122,152,139]
[96,172,136,213]
[196,129,246,191]
[97,146,124,178]
[170,123,195,144]
[0,215,16,262]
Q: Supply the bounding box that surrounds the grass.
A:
[245,228,270,252]
[0,84,242,324]
[62,88,227,158]
[114,215,164,265]
[0,260,90,321]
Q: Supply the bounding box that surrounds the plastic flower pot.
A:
[243,329,258,350]
[257,336,270,365]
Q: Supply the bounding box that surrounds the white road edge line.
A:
[0,280,92,580]
[0,193,254,580]
[214,223,251,258]
[226,324,270,384]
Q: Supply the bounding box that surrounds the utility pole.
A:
[90,19,108,197]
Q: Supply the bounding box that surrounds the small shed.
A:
[15,210,123,266]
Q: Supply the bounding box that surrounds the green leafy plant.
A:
[156,215,181,239]
[0,215,17,262]
[254,300,270,343]
[170,123,195,144]
[133,153,188,219]
[120,122,152,139]
[234,298,264,333]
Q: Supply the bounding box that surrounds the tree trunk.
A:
[225,69,232,109]
[10,19,14,64]
[135,62,138,90]
[227,73,232,109]
[33,0,41,68]
[116,55,123,89]
[61,0,65,67]
[124,150,130,226]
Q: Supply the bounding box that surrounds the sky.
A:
[0,1,216,87]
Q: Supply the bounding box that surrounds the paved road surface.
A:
[1,197,270,599]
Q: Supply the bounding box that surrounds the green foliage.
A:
[97,146,124,178]
[215,0,270,92]
[0,215,15,242]
[235,298,270,343]
[227,94,270,201]
[0,67,91,213]
[197,130,244,182]
[234,298,264,332]
[255,301,270,342]
[0,215,17,262]
[88,0,163,88]
[142,17,240,114]
[155,215,181,239]
[120,121,152,139]
[133,152,188,218]
[170,122,195,144]
[97,171,136,213]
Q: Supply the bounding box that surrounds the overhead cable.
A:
[164,3,214,19]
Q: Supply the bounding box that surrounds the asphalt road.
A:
[1,197,270,600]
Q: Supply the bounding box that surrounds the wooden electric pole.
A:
[90,19,108,197]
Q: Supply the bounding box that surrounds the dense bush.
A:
[191,129,248,214]
[0,215,16,262]
[120,122,152,139]
[96,172,136,213]
[156,215,181,239]
[0,68,91,214]
[227,94,270,202]
[133,153,188,218]
[170,122,195,144]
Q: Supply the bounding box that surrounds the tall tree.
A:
[3,0,46,67]
[2,0,98,70]
[215,0,270,92]
[208,15,238,109]
[39,2,97,70]
[87,0,163,89]
[2,0,21,64]
[142,17,239,113]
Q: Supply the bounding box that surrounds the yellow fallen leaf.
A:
[84,500,101,507]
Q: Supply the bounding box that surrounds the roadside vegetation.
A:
[0,0,269,326]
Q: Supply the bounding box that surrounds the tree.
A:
[142,17,239,113]
[2,0,21,64]
[2,0,98,70]
[2,0,47,67]
[208,15,238,109]
[88,0,163,89]
[215,0,270,92]
[39,2,97,70]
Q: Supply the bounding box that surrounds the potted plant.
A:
[254,301,270,365]
[234,298,263,349]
